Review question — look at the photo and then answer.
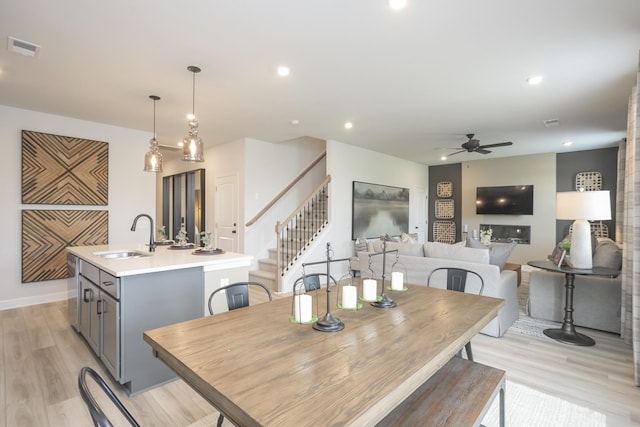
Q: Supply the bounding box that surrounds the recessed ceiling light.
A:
[563,141,573,147]
[387,0,408,10]
[277,66,290,77]
[290,119,300,125]
[526,75,544,85]
[440,156,447,161]
[344,122,353,130]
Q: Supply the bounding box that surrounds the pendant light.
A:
[183,65,204,162]
[144,95,163,172]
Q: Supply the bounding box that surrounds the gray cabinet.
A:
[76,259,203,395]
[79,275,100,355]
[101,290,120,377]
[78,260,120,379]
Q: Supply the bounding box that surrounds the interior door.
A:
[410,187,427,243]
[216,174,239,252]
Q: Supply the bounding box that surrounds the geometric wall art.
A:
[22,130,109,205]
[433,220,456,244]
[434,199,455,219]
[21,209,108,283]
[575,171,602,192]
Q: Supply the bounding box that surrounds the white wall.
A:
[244,137,326,266]
[280,139,430,292]
[0,105,155,309]
[461,153,557,264]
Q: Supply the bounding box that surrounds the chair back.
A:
[208,281,272,315]
[78,366,139,427]
[427,267,485,296]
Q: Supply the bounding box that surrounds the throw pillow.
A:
[400,232,418,244]
[466,237,517,270]
[424,241,490,264]
[354,238,368,253]
[592,238,622,270]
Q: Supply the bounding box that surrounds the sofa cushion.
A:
[371,239,424,256]
[466,238,517,271]
[424,241,489,264]
[593,238,622,270]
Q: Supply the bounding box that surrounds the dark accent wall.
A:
[555,147,618,243]
[428,163,462,242]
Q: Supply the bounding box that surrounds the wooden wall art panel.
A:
[22,130,109,205]
[22,210,108,283]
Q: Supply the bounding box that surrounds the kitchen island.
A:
[67,243,252,395]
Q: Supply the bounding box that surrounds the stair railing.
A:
[275,176,330,291]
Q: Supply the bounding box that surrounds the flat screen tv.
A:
[476,185,534,215]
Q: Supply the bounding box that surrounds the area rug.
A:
[481,380,607,427]
[508,315,562,338]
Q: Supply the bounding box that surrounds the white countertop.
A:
[67,243,253,277]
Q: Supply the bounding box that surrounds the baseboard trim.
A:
[0,290,70,311]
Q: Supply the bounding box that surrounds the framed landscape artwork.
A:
[352,181,410,240]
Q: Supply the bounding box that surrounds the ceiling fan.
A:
[446,134,513,157]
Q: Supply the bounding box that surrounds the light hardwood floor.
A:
[1,275,639,426]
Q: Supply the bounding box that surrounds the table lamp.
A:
[556,190,611,269]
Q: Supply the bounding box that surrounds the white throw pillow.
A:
[466,237,517,270]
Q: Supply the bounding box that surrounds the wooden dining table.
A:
[143,285,504,426]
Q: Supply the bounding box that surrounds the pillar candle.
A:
[363,279,377,301]
[391,272,404,290]
[294,294,312,323]
[342,285,357,309]
[463,224,469,233]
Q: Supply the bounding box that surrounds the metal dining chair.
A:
[426,267,485,361]
[78,366,140,427]
[207,281,273,315]
[207,281,273,427]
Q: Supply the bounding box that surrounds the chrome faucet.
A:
[131,214,155,252]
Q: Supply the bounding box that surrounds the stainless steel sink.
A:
[94,250,152,259]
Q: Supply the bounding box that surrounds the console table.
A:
[527,260,620,346]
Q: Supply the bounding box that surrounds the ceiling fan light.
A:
[144,95,163,172]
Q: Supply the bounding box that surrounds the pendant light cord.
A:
[192,71,196,118]
[153,98,157,139]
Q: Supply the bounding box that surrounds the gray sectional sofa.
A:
[353,238,519,338]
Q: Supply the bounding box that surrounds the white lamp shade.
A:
[556,190,611,269]
[556,191,611,221]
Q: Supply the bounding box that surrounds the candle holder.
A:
[289,275,319,325]
[336,271,362,310]
[301,243,347,332]
[387,253,408,292]
[360,260,382,303]
[367,240,397,308]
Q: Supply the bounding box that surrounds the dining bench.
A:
[376,356,505,427]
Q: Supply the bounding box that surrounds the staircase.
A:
[248,177,329,292]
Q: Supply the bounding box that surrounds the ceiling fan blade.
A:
[476,149,492,154]
[446,150,466,157]
[477,141,513,149]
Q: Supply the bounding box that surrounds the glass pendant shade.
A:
[144,95,163,172]
[144,137,163,172]
[183,66,205,162]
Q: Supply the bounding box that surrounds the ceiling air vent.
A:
[543,119,560,128]
[7,36,41,58]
